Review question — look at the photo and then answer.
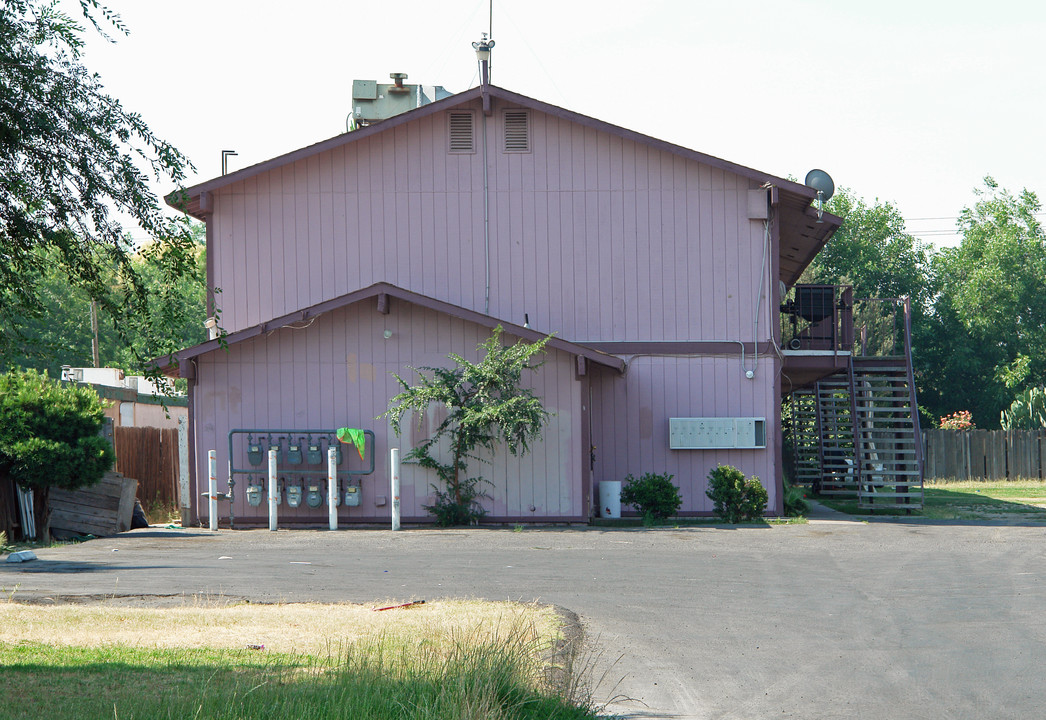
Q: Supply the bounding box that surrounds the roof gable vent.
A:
[448,112,475,153]
[503,109,530,153]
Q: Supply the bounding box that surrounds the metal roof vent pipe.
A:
[388,72,409,94]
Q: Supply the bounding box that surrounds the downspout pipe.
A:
[482,108,490,314]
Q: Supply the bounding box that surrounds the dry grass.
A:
[0,598,560,658]
[141,498,181,525]
[0,600,596,720]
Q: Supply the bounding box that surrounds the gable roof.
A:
[166,83,841,284]
[155,281,625,377]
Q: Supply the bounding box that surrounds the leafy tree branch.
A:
[384,327,552,525]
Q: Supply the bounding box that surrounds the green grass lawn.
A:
[0,601,598,720]
[812,479,1046,521]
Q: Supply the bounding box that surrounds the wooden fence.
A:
[923,429,1046,480]
[113,426,180,506]
[0,477,18,541]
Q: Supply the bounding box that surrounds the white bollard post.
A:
[268,447,278,532]
[391,448,401,531]
[328,446,338,531]
[208,450,218,531]
[178,417,190,524]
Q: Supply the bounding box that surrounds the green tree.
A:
[932,177,1046,427]
[384,327,552,526]
[801,188,935,308]
[0,369,114,539]
[800,188,944,424]
[914,298,1005,428]
[7,224,206,378]
[0,1,197,374]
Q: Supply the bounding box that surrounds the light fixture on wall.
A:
[384,330,393,339]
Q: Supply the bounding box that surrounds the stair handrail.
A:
[901,296,924,483]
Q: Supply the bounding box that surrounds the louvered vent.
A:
[503,110,530,152]
[448,112,474,153]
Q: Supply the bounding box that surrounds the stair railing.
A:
[901,296,924,483]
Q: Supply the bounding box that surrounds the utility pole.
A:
[90,299,100,368]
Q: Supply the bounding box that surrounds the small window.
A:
[503,109,530,153]
[448,112,475,153]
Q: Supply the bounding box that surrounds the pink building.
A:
[164,82,848,526]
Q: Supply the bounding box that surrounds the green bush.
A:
[0,370,114,492]
[705,465,768,523]
[620,472,682,523]
[1000,387,1046,429]
[0,369,114,539]
[425,476,489,527]
[783,482,808,518]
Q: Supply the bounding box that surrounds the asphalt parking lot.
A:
[4,511,1046,719]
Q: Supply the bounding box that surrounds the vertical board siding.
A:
[193,300,583,524]
[209,100,770,346]
[202,99,781,519]
[589,357,778,513]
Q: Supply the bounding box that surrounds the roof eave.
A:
[165,83,827,218]
[153,282,625,376]
[164,87,486,217]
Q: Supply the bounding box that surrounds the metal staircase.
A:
[789,390,822,487]
[851,359,922,510]
[815,375,859,496]
[787,297,923,511]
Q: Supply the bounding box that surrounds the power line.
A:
[904,211,1046,222]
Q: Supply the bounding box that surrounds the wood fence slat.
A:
[925,429,1046,481]
[113,426,180,506]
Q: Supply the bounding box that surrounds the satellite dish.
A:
[804,169,835,201]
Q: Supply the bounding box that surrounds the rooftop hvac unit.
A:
[350,73,453,125]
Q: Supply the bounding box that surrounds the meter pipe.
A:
[268,448,278,531]
[391,448,401,531]
[207,450,218,531]
[328,447,338,530]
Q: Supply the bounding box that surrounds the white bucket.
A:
[598,481,621,519]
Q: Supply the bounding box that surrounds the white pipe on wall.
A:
[391,447,401,531]
[268,448,278,532]
[328,446,338,531]
[207,450,218,532]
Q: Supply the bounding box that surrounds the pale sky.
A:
[78,0,1046,248]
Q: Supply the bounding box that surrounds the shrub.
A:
[939,410,975,431]
[783,482,808,518]
[1000,387,1046,430]
[620,472,681,523]
[0,369,114,539]
[426,476,489,527]
[705,465,768,523]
